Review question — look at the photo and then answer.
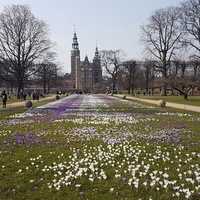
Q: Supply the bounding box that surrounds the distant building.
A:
[71,31,102,92]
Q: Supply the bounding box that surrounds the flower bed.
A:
[0,94,199,200]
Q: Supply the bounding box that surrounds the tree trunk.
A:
[161,84,167,96]
[17,81,23,99]
[173,87,189,100]
[131,84,134,95]
[112,84,116,93]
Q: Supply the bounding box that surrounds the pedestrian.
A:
[36,91,40,101]
[19,90,24,101]
[32,90,36,100]
[1,90,7,108]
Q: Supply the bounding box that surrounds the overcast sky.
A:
[1,0,182,73]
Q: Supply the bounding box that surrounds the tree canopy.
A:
[0,4,55,97]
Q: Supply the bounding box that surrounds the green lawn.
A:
[0,94,200,200]
[0,93,54,104]
[0,94,58,119]
[133,94,200,106]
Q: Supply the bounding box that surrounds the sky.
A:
[0,0,182,73]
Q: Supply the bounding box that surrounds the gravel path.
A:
[0,95,57,111]
[1,94,200,113]
[115,94,200,113]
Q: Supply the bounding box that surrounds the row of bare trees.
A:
[100,49,200,98]
[100,0,200,98]
[140,0,200,96]
[0,4,62,97]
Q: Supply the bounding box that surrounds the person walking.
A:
[1,90,7,108]
[19,90,24,101]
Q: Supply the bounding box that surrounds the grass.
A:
[133,94,200,106]
[0,94,200,200]
[0,94,64,119]
[0,93,55,103]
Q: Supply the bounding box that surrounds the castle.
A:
[71,31,102,92]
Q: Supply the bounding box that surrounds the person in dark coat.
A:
[1,90,7,108]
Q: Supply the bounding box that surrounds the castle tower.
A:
[93,46,102,86]
[70,30,102,92]
[71,31,80,89]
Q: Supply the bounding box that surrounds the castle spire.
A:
[93,45,100,60]
[72,26,79,51]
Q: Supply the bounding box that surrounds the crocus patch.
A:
[0,94,199,200]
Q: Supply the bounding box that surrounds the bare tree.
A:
[100,49,126,93]
[34,51,59,94]
[167,45,199,99]
[169,60,192,99]
[121,60,142,95]
[0,4,55,98]
[140,6,183,95]
[190,59,200,76]
[35,62,59,94]
[142,60,157,95]
[180,0,200,57]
